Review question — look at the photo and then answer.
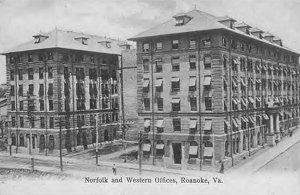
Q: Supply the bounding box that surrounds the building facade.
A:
[129,10,300,170]
[2,29,130,155]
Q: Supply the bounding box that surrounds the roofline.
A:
[128,28,300,56]
[1,47,122,56]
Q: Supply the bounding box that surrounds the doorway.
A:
[172,143,182,164]
[82,132,87,149]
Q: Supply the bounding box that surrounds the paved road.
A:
[256,140,300,173]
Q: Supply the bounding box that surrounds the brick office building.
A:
[2,29,131,155]
[129,9,300,170]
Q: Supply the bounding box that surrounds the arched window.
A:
[236,137,239,153]
[39,135,45,150]
[19,133,24,147]
[232,138,236,154]
[243,135,246,150]
[77,132,81,146]
[49,135,54,151]
[225,141,229,157]
[92,130,96,143]
[11,133,16,146]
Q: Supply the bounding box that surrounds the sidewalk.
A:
[0,150,217,178]
[227,127,300,175]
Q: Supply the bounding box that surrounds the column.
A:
[266,114,275,146]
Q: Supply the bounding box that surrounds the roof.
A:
[262,32,274,38]
[2,29,129,55]
[216,16,237,22]
[129,9,300,55]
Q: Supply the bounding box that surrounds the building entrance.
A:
[172,143,182,164]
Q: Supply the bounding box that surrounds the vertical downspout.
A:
[197,34,202,171]
[120,55,125,140]
[229,36,234,167]
[43,57,48,156]
[14,60,19,153]
[150,40,155,166]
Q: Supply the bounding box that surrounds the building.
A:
[129,9,300,170]
[2,29,132,155]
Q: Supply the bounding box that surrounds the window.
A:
[90,99,97,109]
[143,59,149,72]
[203,38,211,47]
[189,39,196,49]
[90,115,96,126]
[77,115,85,127]
[40,100,44,111]
[190,97,197,111]
[40,117,45,128]
[39,84,44,97]
[64,67,69,79]
[143,43,149,52]
[240,43,245,51]
[189,77,196,92]
[172,40,179,50]
[144,98,150,111]
[49,117,54,128]
[190,119,197,131]
[11,117,16,127]
[29,84,34,96]
[49,100,53,111]
[10,85,14,96]
[18,85,23,96]
[77,99,86,110]
[48,67,53,79]
[28,54,33,62]
[18,69,23,80]
[175,18,184,25]
[189,55,196,70]
[20,117,24,127]
[155,58,162,72]
[157,98,163,111]
[231,39,237,49]
[144,119,151,132]
[171,56,180,71]
[222,36,227,47]
[28,68,34,80]
[204,55,212,69]
[39,68,43,79]
[156,119,164,133]
[172,98,180,111]
[155,78,163,92]
[89,68,97,80]
[156,42,162,50]
[48,52,53,60]
[10,70,14,81]
[223,55,227,68]
[205,97,212,111]
[19,101,23,111]
[90,55,95,63]
[173,118,181,131]
[48,83,53,97]
[171,77,180,92]
[10,56,15,64]
[38,53,44,61]
[143,79,150,92]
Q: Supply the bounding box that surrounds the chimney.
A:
[217,16,237,29]
[250,28,264,39]
[234,22,252,34]
[273,37,283,46]
[262,32,274,42]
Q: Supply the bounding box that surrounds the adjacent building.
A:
[2,29,132,154]
[129,9,300,170]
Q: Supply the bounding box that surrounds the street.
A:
[256,140,300,173]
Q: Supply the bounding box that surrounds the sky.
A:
[0,0,300,84]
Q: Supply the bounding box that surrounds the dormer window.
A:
[173,13,192,26]
[75,37,89,45]
[176,18,184,25]
[33,33,49,44]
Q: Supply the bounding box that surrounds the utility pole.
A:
[59,117,63,172]
[26,91,35,171]
[138,131,142,175]
[96,114,99,165]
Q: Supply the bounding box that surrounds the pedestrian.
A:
[112,164,117,175]
[219,160,224,174]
